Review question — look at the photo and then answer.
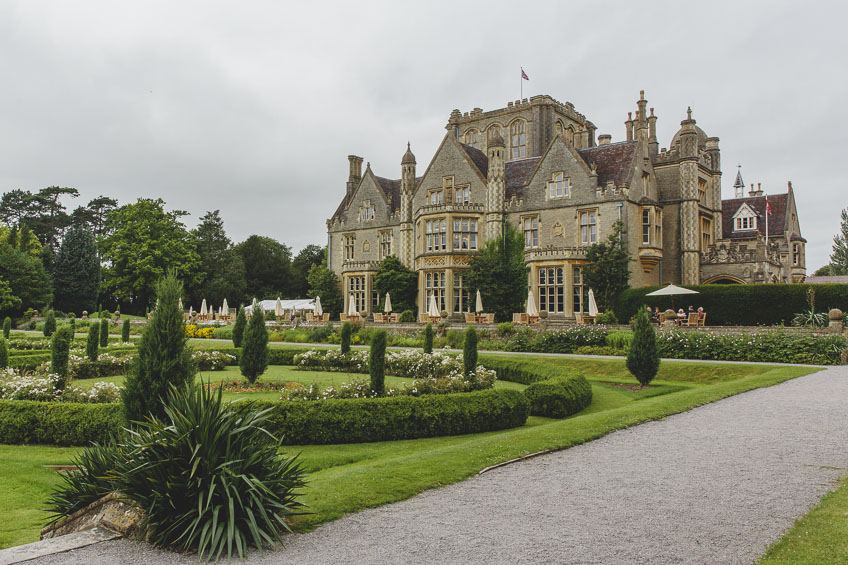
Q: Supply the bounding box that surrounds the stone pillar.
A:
[829,308,844,333]
[662,309,677,330]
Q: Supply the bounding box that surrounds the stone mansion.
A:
[326,91,805,318]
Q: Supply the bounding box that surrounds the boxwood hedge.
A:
[0,400,123,446]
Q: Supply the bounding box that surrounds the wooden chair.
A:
[322,313,330,322]
[512,313,529,324]
[340,313,348,322]
[483,313,495,324]
[697,313,707,327]
[465,313,477,324]
[685,313,699,327]
[419,313,429,323]
[373,313,384,323]
[574,313,583,325]
[305,313,314,322]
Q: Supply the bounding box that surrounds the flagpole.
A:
[765,194,770,278]
[520,72,523,100]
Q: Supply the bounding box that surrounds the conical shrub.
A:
[626,305,660,387]
[239,306,268,384]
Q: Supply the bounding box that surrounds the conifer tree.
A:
[122,318,131,342]
[121,272,196,422]
[239,305,268,384]
[86,322,99,361]
[3,316,11,339]
[423,323,434,354]
[99,318,109,347]
[463,325,478,376]
[52,225,99,315]
[369,330,387,396]
[232,306,246,348]
[626,306,660,387]
[51,325,74,390]
[43,310,56,337]
[0,337,7,369]
[340,321,352,354]
[69,316,75,334]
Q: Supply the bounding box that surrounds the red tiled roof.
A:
[721,193,787,239]
[577,141,638,187]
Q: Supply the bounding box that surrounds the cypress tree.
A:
[86,322,99,361]
[239,305,268,384]
[51,325,74,390]
[0,337,7,369]
[99,318,109,347]
[52,225,99,315]
[3,317,10,339]
[627,305,660,387]
[423,323,434,354]
[340,321,352,354]
[122,272,196,422]
[232,306,247,348]
[122,318,131,342]
[463,325,478,376]
[43,310,56,337]
[369,330,387,396]
[69,316,75,334]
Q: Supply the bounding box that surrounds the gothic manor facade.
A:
[326,91,805,319]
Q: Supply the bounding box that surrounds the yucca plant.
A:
[45,439,123,523]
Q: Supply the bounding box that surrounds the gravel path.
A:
[26,365,848,564]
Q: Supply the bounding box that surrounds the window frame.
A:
[510,120,527,159]
[522,215,539,248]
[578,209,598,245]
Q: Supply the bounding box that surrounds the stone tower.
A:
[485,129,506,239]
[399,143,416,269]
[678,107,701,285]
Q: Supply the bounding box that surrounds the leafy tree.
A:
[828,208,848,275]
[86,323,99,362]
[373,256,417,314]
[53,225,99,315]
[0,279,21,317]
[29,186,80,249]
[423,323,434,354]
[369,330,387,395]
[0,337,7,369]
[44,310,56,337]
[813,264,835,276]
[189,211,246,308]
[0,225,42,258]
[3,316,11,339]
[232,306,247,348]
[340,321,352,354]
[234,235,292,299]
[239,306,268,384]
[99,318,109,347]
[463,325,478,376]
[306,264,343,316]
[122,318,131,343]
[69,196,118,237]
[51,325,74,390]
[626,306,660,387]
[291,245,325,298]
[465,223,528,323]
[0,243,51,317]
[122,272,196,422]
[99,198,201,314]
[584,220,631,312]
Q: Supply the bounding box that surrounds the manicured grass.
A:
[0,357,818,549]
[758,474,848,564]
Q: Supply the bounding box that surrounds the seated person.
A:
[697,306,706,320]
[687,305,695,316]
[651,307,661,322]
[676,308,686,324]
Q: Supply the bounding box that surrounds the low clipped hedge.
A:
[615,283,848,326]
[0,400,123,446]
[203,347,312,366]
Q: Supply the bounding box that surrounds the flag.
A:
[765,196,772,216]
[521,68,529,81]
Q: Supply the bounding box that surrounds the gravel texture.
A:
[25,365,848,564]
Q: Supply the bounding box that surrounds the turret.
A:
[648,107,658,157]
[733,166,745,198]
[400,143,416,222]
[485,129,506,238]
[678,107,698,159]
[636,90,649,142]
[346,155,363,196]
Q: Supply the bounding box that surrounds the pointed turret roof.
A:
[401,142,416,165]
[733,166,744,190]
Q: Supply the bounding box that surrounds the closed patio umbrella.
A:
[384,293,392,313]
[314,296,323,316]
[221,299,229,317]
[275,297,283,318]
[475,290,484,314]
[200,299,207,317]
[526,290,539,317]
[348,294,357,316]
[588,289,599,317]
[178,298,183,311]
[428,294,440,317]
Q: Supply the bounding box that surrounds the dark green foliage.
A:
[239,306,269,383]
[373,256,417,314]
[98,318,108,347]
[52,225,99,315]
[121,272,196,423]
[627,306,660,387]
[828,207,848,274]
[594,311,619,325]
[0,400,123,445]
[615,283,848,326]
[189,210,246,308]
[306,264,343,316]
[0,238,52,316]
[399,310,415,323]
[43,310,56,337]
[523,375,593,418]
[69,317,75,333]
[86,323,99,362]
[246,389,529,445]
[121,318,130,342]
[307,322,334,343]
[50,326,74,389]
[3,316,10,338]
[235,235,293,299]
[423,323,434,354]
[463,325,478,375]
[465,223,528,322]
[46,439,121,522]
[291,244,325,299]
[232,306,246,347]
[369,330,387,395]
[0,337,7,369]
[583,220,631,311]
[340,321,352,354]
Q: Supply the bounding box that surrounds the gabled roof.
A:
[577,141,639,187]
[460,144,488,177]
[721,193,788,239]
[505,157,541,199]
[375,176,401,212]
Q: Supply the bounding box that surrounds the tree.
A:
[291,245,325,299]
[0,243,51,317]
[86,322,99,362]
[99,198,201,314]
[813,264,835,276]
[51,325,74,390]
[465,223,528,323]
[234,235,292,300]
[626,306,660,387]
[239,306,268,384]
[0,337,7,369]
[373,256,417,314]
[122,318,131,343]
[369,330,387,396]
[232,306,247,348]
[99,318,109,347]
[70,196,118,237]
[828,208,848,275]
[340,321,352,354]
[3,317,11,339]
[0,279,21,317]
[189,211,246,308]
[423,323,434,354]
[306,264,343,316]
[122,272,196,422]
[463,325,478,376]
[43,310,56,337]
[584,220,631,312]
[53,225,99,315]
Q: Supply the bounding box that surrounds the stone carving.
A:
[363,240,370,253]
[552,222,564,238]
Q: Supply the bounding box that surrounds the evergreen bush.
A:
[86,323,99,362]
[239,306,268,384]
[399,310,415,323]
[423,323,434,354]
[3,317,10,338]
[627,306,660,387]
[0,337,7,369]
[99,318,109,347]
[50,326,74,390]
[121,318,130,342]
[121,272,196,422]
[464,325,478,376]
[43,310,56,337]
[340,321,352,354]
[232,306,246,347]
[369,330,387,395]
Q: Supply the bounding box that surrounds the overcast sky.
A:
[1,1,845,270]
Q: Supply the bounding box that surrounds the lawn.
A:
[0,355,817,549]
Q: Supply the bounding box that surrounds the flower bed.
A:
[0,370,122,403]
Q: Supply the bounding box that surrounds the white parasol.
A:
[384,293,392,313]
[200,299,207,317]
[588,289,599,317]
[221,298,229,317]
[645,284,699,309]
[275,297,283,318]
[314,296,323,316]
[428,294,440,317]
[178,298,183,311]
[348,294,357,316]
[475,289,484,314]
[526,290,539,316]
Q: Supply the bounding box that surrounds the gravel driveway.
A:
[25,365,848,564]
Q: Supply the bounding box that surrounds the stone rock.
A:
[41,492,144,540]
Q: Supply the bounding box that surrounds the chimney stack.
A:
[347,155,363,195]
[598,134,612,145]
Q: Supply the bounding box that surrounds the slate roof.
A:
[721,193,787,239]
[460,143,488,177]
[375,176,402,213]
[505,157,541,199]
[804,275,848,284]
[577,141,638,188]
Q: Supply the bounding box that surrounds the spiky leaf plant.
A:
[45,439,122,522]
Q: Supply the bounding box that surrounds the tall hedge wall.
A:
[614,284,848,326]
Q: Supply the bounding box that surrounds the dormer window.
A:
[548,172,569,199]
[359,200,375,222]
[733,204,758,231]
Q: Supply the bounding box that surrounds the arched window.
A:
[487,124,503,143]
[464,129,479,149]
[566,126,575,144]
[554,120,564,135]
[510,120,526,159]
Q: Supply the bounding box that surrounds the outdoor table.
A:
[528,315,539,324]
[387,314,399,323]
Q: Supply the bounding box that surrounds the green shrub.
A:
[240,306,269,384]
[340,321,352,354]
[308,322,334,343]
[464,325,478,376]
[497,322,515,336]
[445,329,465,349]
[43,311,56,337]
[212,325,233,339]
[0,399,123,445]
[509,326,608,353]
[606,331,632,350]
[398,310,415,323]
[86,323,99,362]
[3,316,11,338]
[627,306,660,387]
[369,330,387,395]
[523,374,593,418]
[0,337,7,369]
[121,319,130,342]
[423,323,434,353]
[98,319,108,347]
[595,311,619,325]
[50,326,74,390]
[232,306,246,347]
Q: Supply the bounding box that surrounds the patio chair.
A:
[340,313,348,322]
[465,313,476,324]
[419,313,430,323]
[512,313,529,324]
[322,313,330,322]
[305,313,314,322]
[574,313,583,325]
[373,313,384,323]
[697,313,707,327]
[686,313,699,327]
[483,313,495,323]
